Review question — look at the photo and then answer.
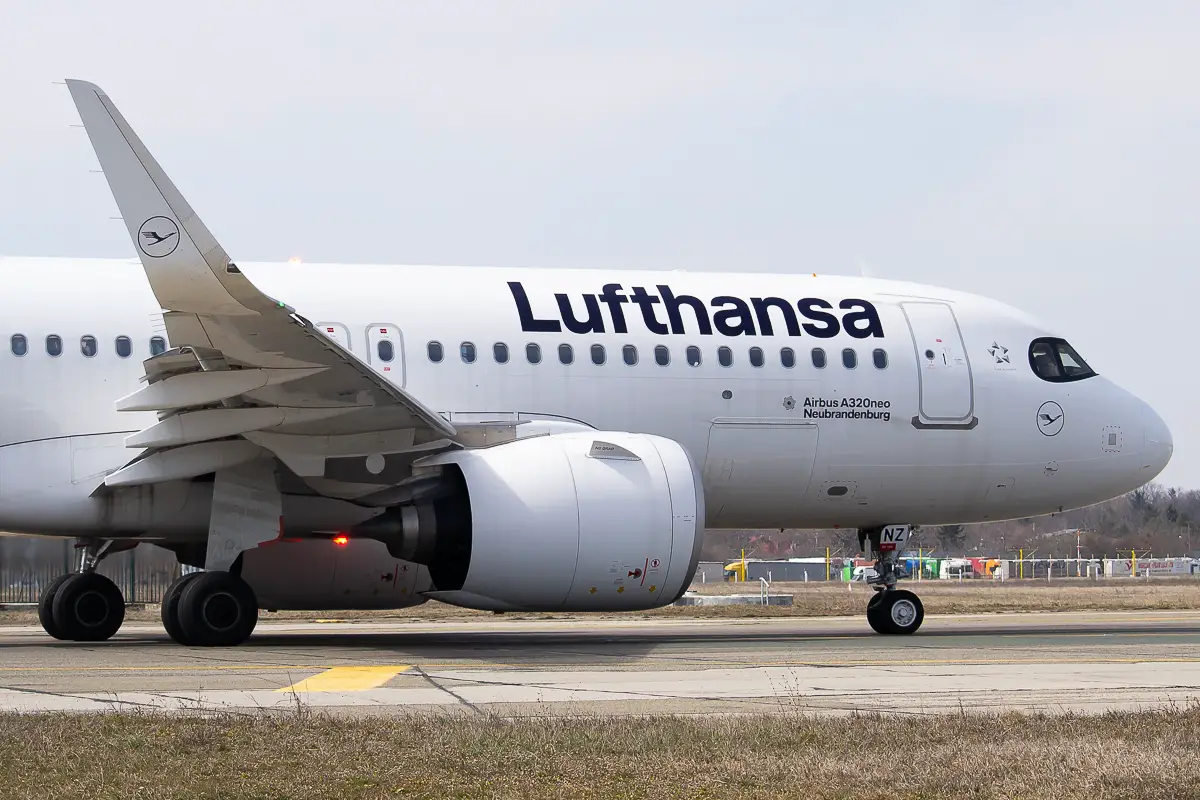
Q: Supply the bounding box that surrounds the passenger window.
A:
[149,336,166,356]
[46,335,62,357]
[717,346,733,367]
[654,345,670,366]
[842,348,857,369]
[591,344,606,365]
[1029,337,1096,382]
[558,344,574,365]
[526,343,542,364]
[493,342,509,364]
[460,342,476,363]
[686,346,702,367]
[749,347,764,368]
[780,347,795,369]
[10,334,26,357]
[427,341,444,363]
[115,336,132,358]
[811,347,826,369]
[378,340,395,363]
[81,336,97,357]
[872,348,887,369]
[622,344,637,366]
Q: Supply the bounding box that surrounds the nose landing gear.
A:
[859,525,925,635]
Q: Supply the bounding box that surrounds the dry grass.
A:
[0,706,1197,799]
[3,578,1200,626]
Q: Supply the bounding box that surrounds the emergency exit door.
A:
[902,302,973,423]
[366,323,405,387]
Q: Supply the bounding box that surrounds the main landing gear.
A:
[36,541,259,647]
[859,525,925,635]
[160,568,259,647]
[38,540,126,642]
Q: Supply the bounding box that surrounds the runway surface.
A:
[1,611,1198,716]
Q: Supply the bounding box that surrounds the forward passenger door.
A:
[901,302,974,424]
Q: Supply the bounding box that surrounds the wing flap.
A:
[116,366,329,412]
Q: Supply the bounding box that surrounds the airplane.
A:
[0,79,1171,647]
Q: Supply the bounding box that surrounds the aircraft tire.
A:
[865,590,892,634]
[38,573,75,640]
[177,572,259,647]
[50,572,126,642]
[161,572,204,646]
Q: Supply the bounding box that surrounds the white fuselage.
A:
[0,256,1172,538]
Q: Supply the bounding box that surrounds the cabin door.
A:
[901,302,974,424]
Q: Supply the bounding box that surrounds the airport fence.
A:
[5,538,1198,604]
[0,538,180,604]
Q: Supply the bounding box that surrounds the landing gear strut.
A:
[37,539,126,642]
[859,525,924,635]
[154,460,274,646]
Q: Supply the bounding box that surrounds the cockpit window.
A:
[1028,337,1096,383]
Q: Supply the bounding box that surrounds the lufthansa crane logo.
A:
[1037,401,1065,436]
[137,216,180,258]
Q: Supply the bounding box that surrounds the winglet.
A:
[65,79,270,316]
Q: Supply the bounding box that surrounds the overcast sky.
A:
[2,2,1197,487]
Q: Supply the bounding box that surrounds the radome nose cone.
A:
[1144,405,1173,477]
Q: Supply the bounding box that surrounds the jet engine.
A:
[351,431,705,611]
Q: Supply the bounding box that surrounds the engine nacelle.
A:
[352,432,705,611]
[239,538,432,610]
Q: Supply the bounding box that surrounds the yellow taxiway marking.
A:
[4,654,1200,676]
[277,665,411,693]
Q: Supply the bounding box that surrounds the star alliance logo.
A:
[988,342,1010,364]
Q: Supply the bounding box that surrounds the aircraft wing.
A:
[65,79,466,500]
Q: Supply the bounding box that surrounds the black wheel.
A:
[38,574,75,640]
[881,589,924,635]
[161,571,203,645]
[50,573,126,642]
[177,572,258,647]
[866,590,892,634]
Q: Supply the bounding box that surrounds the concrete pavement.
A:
[0,611,1197,716]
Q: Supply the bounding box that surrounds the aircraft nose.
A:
[1143,403,1173,478]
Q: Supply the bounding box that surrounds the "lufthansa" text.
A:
[508,282,884,339]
